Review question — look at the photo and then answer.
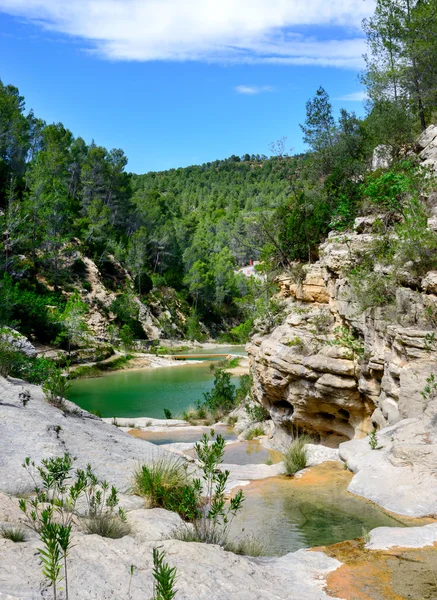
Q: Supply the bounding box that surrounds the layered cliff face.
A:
[248,209,437,449]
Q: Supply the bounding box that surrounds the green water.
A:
[68,363,238,418]
[230,463,409,556]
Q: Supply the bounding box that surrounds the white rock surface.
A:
[340,417,437,517]
[306,444,339,466]
[366,523,437,550]
[0,533,342,600]
[2,328,36,357]
[0,377,168,494]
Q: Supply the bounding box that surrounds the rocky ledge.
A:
[248,213,437,447]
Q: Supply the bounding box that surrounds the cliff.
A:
[248,132,437,450]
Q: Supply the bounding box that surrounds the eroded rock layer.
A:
[248,216,437,448]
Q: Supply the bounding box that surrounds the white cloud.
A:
[0,0,375,68]
[335,91,368,101]
[235,85,274,95]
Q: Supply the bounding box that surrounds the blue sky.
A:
[0,1,374,174]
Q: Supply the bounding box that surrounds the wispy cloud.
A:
[235,85,274,95]
[0,0,375,68]
[335,91,368,101]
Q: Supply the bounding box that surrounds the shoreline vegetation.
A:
[68,342,249,380]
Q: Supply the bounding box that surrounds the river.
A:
[67,346,245,418]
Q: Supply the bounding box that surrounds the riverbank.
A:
[3,375,437,598]
[69,343,249,379]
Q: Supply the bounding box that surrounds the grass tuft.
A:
[284,435,309,476]
[133,458,200,521]
[244,426,265,440]
[0,526,26,542]
[224,535,265,557]
[82,515,130,539]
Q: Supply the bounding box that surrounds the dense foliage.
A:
[1,0,437,346]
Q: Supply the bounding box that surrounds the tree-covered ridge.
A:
[0,79,297,343]
[1,0,437,349]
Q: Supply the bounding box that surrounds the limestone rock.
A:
[371,144,393,170]
[417,124,437,150]
[0,377,167,495]
[339,417,437,517]
[366,523,437,550]
[1,328,36,357]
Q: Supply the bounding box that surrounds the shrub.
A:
[0,526,26,542]
[236,374,252,404]
[199,369,236,414]
[245,402,269,423]
[190,430,244,546]
[133,458,200,522]
[284,436,309,476]
[0,335,17,377]
[348,268,396,311]
[42,366,70,408]
[244,426,265,440]
[221,319,254,344]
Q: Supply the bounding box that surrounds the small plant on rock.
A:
[244,426,265,440]
[19,453,128,599]
[368,429,378,450]
[190,430,244,546]
[284,435,309,476]
[151,547,178,600]
[245,401,269,423]
[42,365,70,408]
[163,408,172,420]
[0,525,26,542]
[421,373,437,406]
[133,457,200,522]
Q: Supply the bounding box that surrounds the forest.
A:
[1,0,437,348]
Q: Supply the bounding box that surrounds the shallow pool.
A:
[229,462,411,556]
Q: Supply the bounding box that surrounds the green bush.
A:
[284,436,309,476]
[199,369,236,414]
[42,366,71,408]
[11,354,56,384]
[0,275,65,344]
[348,267,396,311]
[245,401,269,423]
[221,319,254,343]
[133,458,200,522]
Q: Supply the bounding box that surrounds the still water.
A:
[68,362,239,418]
[230,462,410,556]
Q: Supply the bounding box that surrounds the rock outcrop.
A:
[0,376,166,494]
[249,195,437,449]
[340,414,437,516]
